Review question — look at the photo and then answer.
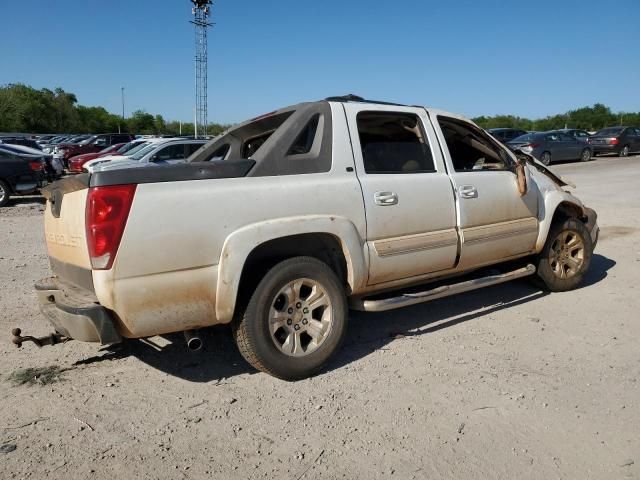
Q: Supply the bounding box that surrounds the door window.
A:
[438,117,511,171]
[356,112,435,174]
[186,143,204,156]
[153,144,186,162]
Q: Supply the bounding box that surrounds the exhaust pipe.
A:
[184,330,203,351]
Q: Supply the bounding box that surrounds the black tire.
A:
[619,145,630,157]
[0,180,11,208]
[580,148,592,162]
[535,217,593,292]
[540,151,552,165]
[233,256,348,381]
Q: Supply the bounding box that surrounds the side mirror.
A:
[515,161,528,196]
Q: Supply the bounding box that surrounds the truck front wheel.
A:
[536,218,593,291]
[233,256,348,380]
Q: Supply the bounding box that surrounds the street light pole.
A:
[121,87,125,119]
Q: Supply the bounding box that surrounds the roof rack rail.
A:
[325,94,408,107]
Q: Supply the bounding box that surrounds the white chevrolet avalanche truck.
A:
[14,95,598,380]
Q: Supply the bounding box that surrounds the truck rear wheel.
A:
[535,217,593,291]
[233,256,348,380]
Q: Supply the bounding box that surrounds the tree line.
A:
[472,103,640,132]
[0,83,229,136]
[1,83,638,135]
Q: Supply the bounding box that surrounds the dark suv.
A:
[57,133,135,166]
[0,147,47,207]
[590,127,640,157]
[488,128,529,144]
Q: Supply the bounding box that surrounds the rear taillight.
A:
[86,185,136,270]
[609,138,619,145]
[29,161,44,171]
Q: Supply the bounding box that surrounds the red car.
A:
[67,143,127,173]
[58,133,135,166]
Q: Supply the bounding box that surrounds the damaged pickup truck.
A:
[15,95,599,380]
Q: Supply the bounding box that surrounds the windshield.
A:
[596,127,624,136]
[122,142,150,157]
[510,133,536,143]
[117,142,138,154]
[80,136,97,145]
[129,143,157,161]
[98,145,117,154]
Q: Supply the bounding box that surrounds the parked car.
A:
[19,96,599,380]
[0,143,63,180]
[82,141,155,170]
[58,133,135,167]
[0,137,42,150]
[67,143,127,173]
[85,138,206,173]
[41,136,74,153]
[507,130,593,165]
[589,126,640,157]
[487,128,528,144]
[0,147,47,207]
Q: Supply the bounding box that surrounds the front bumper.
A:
[584,207,599,249]
[35,277,122,344]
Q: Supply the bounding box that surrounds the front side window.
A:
[153,144,186,162]
[438,116,511,171]
[357,112,435,174]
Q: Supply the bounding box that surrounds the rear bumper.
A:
[35,277,122,344]
[592,144,618,154]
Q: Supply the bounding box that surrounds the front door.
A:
[432,113,539,270]
[343,104,459,286]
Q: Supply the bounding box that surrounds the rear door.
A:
[344,104,459,285]
[432,113,538,270]
[558,132,581,159]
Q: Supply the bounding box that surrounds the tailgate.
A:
[41,175,93,287]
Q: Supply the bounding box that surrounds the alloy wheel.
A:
[548,230,585,279]
[268,278,333,357]
[541,152,551,165]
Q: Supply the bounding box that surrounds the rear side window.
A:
[357,112,435,174]
[287,115,320,155]
[438,116,511,172]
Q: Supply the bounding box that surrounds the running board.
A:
[351,264,536,312]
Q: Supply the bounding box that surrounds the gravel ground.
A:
[1,156,639,479]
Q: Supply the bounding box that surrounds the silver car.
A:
[87,139,207,173]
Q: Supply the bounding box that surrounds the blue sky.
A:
[2,0,639,124]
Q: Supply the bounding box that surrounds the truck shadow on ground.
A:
[75,254,615,382]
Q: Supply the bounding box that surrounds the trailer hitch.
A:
[11,328,68,348]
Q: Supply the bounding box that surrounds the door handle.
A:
[459,185,478,199]
[374,191,398,206]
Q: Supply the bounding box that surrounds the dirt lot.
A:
[1,156,639,479]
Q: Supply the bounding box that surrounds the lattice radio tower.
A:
[190,0,214,138]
